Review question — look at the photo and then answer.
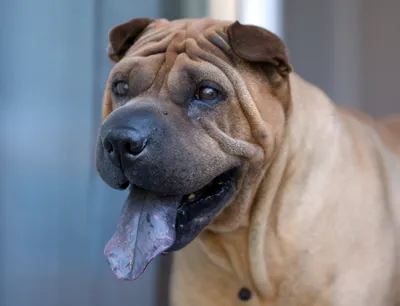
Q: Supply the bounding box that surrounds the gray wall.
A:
[0,1,164,306]
[284,0,400,116]
[358,0,400,117]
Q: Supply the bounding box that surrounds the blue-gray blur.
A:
[0,1,169,305]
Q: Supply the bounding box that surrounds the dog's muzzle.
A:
[96,101,239,280]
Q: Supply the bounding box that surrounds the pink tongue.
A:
[104,187,180,280]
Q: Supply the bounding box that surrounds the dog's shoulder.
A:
[377,115,400,155]
[379,115,400,137]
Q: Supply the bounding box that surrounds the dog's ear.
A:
[107,17,153,62]
[227,21,292,78]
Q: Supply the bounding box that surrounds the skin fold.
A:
[96,18,400,306]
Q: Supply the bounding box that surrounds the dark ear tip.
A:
[278,62,293,75]
[106,44,117,62]
[107,17,154,62]
[227,20,242,36]
[226,20,292,78]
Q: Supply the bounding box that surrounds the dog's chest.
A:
[169,229,267,306]
[168,228,333,306]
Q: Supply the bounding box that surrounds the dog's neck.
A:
[197,71,347,298]
[201,73,344,297]
[247,72,348,297]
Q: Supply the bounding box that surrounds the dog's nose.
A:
[102,128,147,167]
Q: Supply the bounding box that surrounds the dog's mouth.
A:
[104,167,238,280]
[180,168,237,207]
[170,167,238,251]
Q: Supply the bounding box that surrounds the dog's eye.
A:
[112,81,129,97]
[196,86,220,102]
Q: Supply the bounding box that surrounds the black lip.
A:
[166,167,238,252]
[179,167,237,208]
[118,181,130,189]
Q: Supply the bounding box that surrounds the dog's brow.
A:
[130,33,176,58]
[205,30,234,63]
[129,20,232,56]
[135,27,173,49]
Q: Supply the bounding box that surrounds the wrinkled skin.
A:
[96,18,290,281]
[96,17,400,306]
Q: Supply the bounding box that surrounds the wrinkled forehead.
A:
[124,18,234,63]
[107,18,244,99]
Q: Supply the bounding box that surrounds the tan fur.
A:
[102,18,400,306]
[170,72,400,305]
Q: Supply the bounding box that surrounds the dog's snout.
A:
[103,128,147,167]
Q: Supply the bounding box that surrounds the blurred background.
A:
[0,0,399,305]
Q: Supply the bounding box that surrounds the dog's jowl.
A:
[96,18,400,306]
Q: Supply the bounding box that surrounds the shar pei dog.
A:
[95,17,400,306]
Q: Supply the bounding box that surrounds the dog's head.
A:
[96,18,292,280]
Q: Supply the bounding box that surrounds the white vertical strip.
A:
[208,0,238,21]
[206,0,283,37]
[237,0,283,38]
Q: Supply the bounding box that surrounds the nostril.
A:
[124,142,142,155]
[102,129,146,165]
[104,140,114,154]
[123,139,146,156]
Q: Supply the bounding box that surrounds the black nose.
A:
[102,128,147,168]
